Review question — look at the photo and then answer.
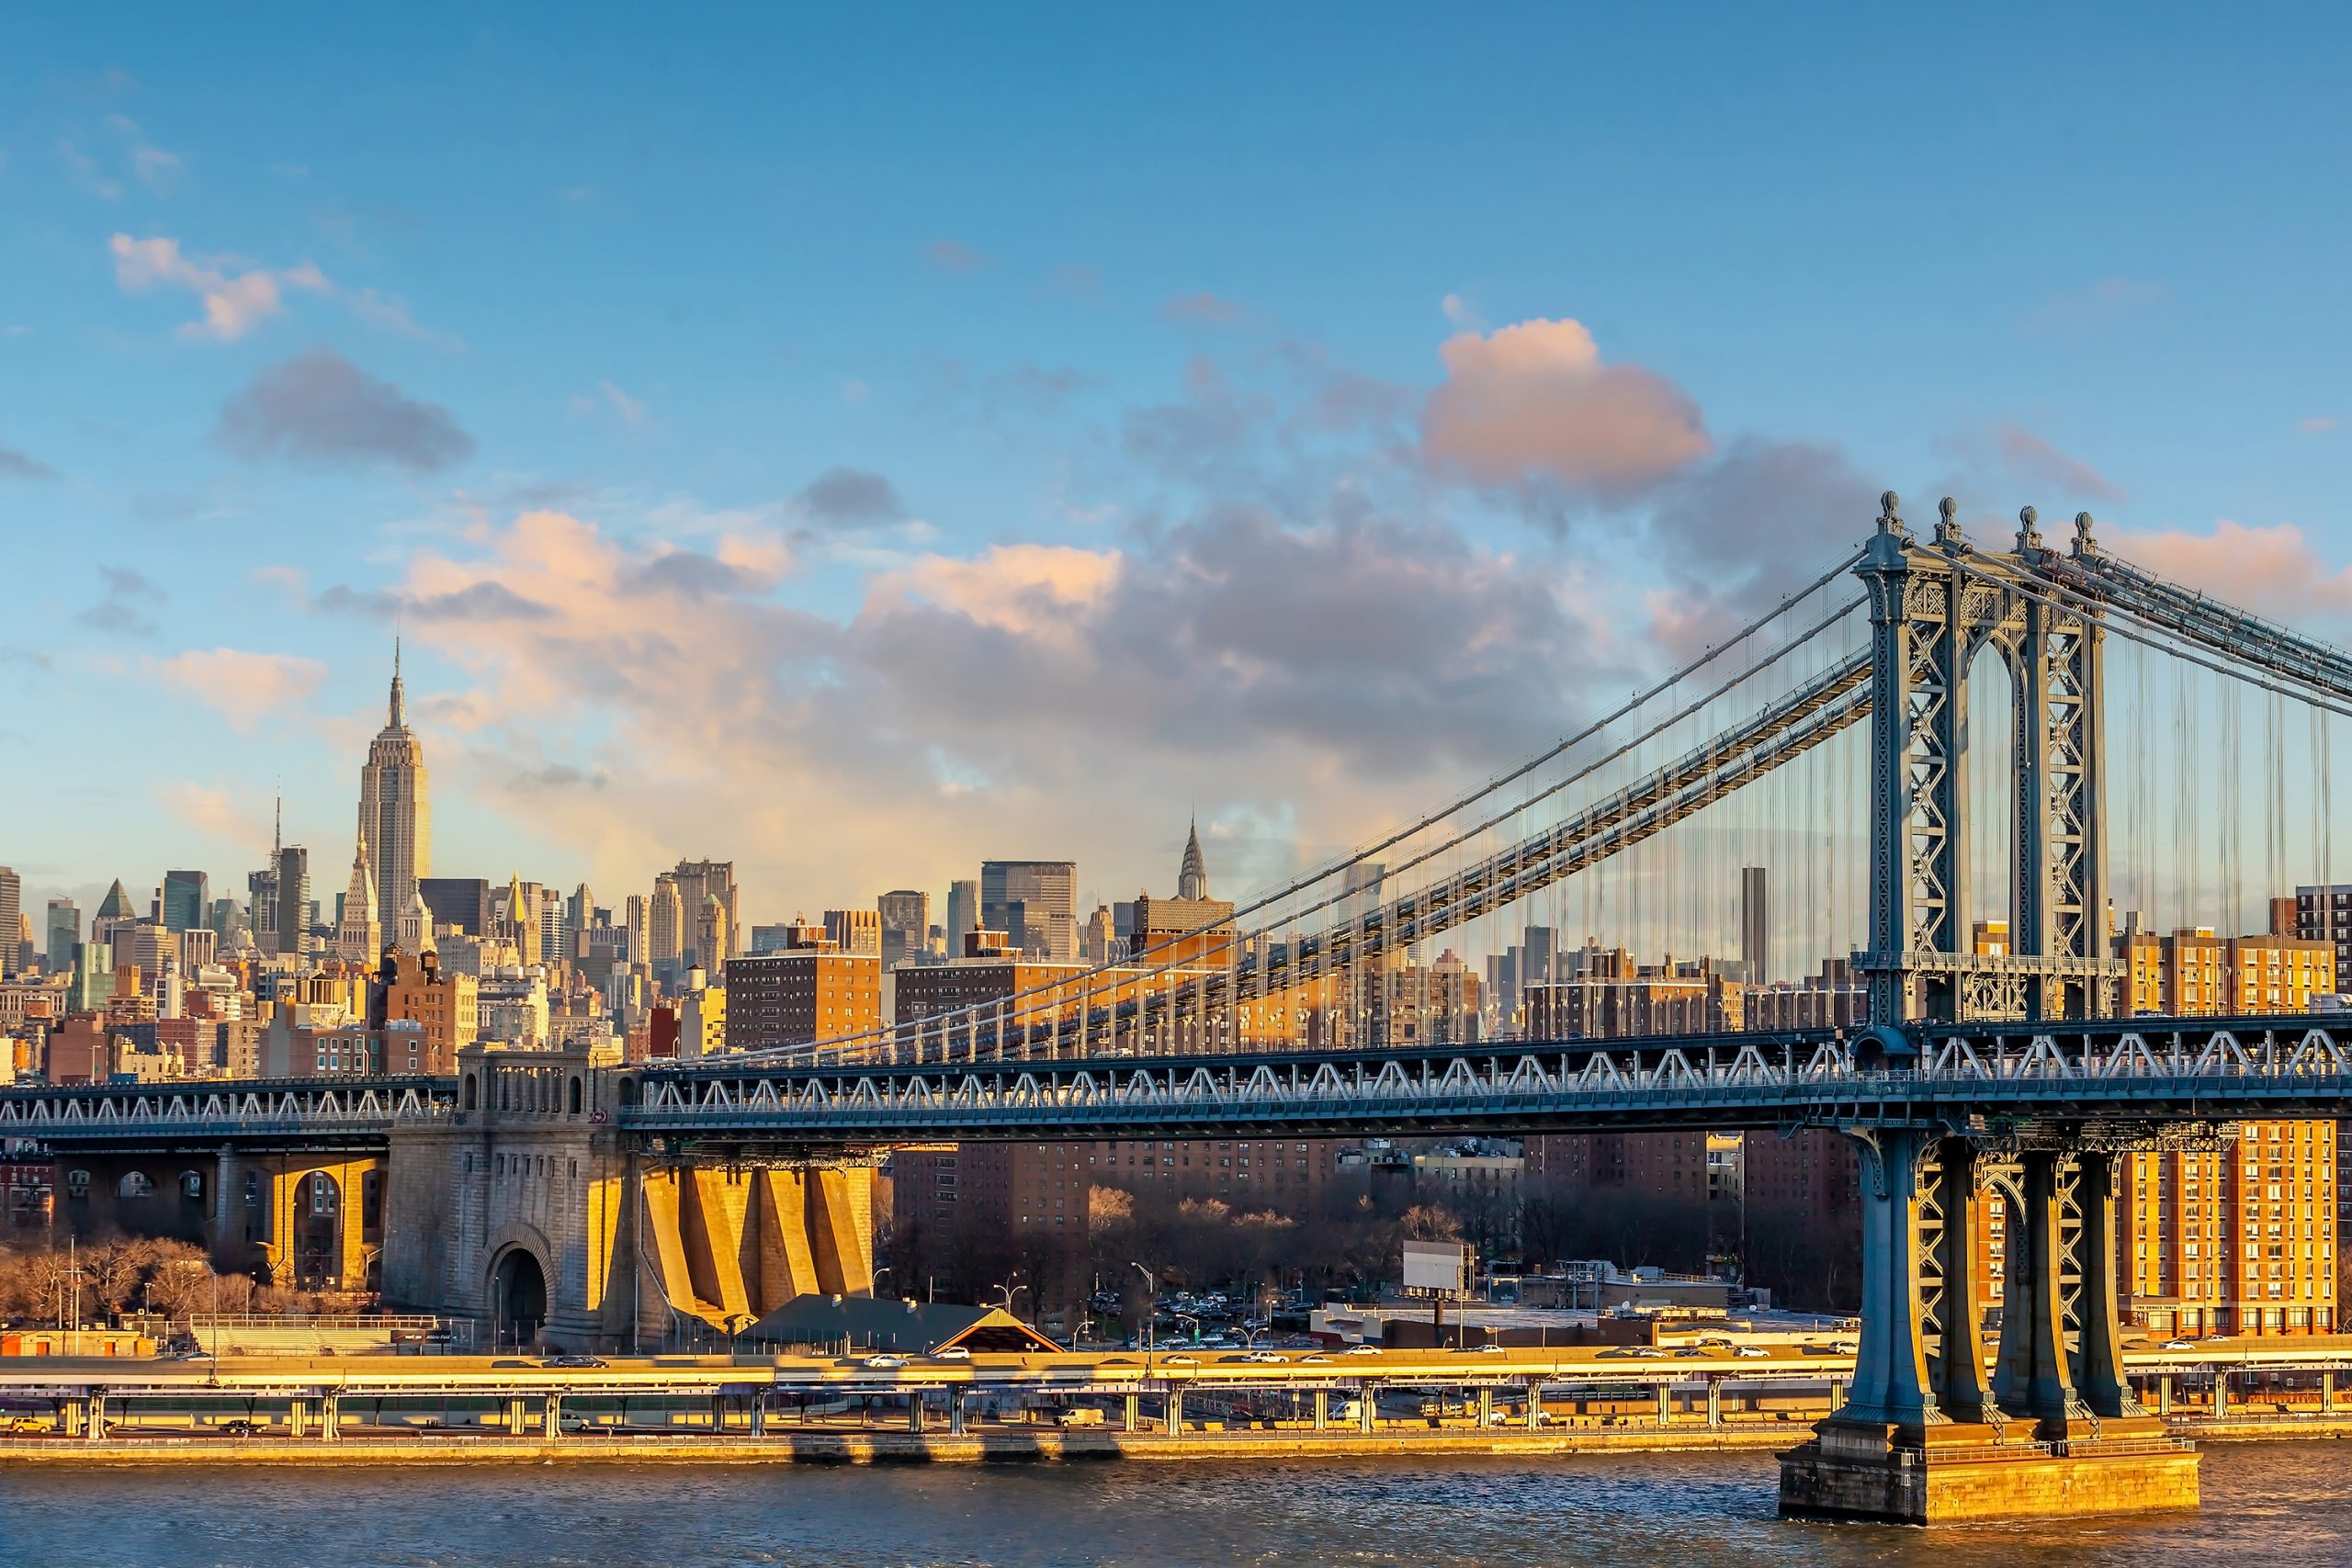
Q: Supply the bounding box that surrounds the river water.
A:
[4,1443,2347,1566]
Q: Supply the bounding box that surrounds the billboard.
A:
[1401,1240,1468,1295]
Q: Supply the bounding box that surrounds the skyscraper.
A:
[945,879,978,956]
[670,860,739,968]
[650,874,684,969]
[358,642,432,941]
[878,889,929,966]
[981,860,1077,961]
[250,796,283,953]
[1741,866,1770,985]
[337,832,381,961]
[0,866,17,978]
[46,898,79,975]
[161,869,209,934]
[276,842,311,957]
[1177,819,1209,901]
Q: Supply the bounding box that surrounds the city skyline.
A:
[14,11,2352,930]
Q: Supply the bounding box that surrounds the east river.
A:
[6,1444,2352,1565]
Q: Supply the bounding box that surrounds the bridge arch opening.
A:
[294,1171,341,1288]
[1962,639,2018,943]
[491,1247,548,1349]
[177,1169,205,1205]
[117,1171,155,1199]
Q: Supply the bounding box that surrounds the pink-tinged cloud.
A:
[148,648,329,733]
[1419,317,1711,495]
[1159,291,1244,325]
[108,234,330,341]
[2104,520,2352,625]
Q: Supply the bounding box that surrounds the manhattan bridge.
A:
[18,491,2352,1518]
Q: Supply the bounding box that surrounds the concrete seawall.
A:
[7,1416,2349,1468]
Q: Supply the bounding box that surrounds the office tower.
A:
[1741,866,1770,985]
[695,895,731,976]
[878,889,928,966]
[273,843,310,957]
[208,895,237,942]
[0,866,16,977]
[357,641,432,940]
[46,898,79,975]
[249,796,284,953]
[337,834,382,960]
[91,878,139,946]
[1177,818,1209,900]
[418,877,491,938]
[824,908,881,956]
[566,884,595,958]
[650,874,684,968]
[624,894,647,964]
[981,860,1077,961]
[945,879,978,955]
[160,870,209,934]
[70,940,114,1012]
[1521,924,1556,989]
[670,860,740,967]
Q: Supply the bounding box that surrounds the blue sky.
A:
[6,5,2352,931]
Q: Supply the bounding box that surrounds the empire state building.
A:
[358,642,431,942]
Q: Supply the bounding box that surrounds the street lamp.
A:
[1130,1262,1157,1359]
[994,1275,1028,1314]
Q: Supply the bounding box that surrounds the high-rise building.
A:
[337,834,381,961]
[0,866,17,978]
[276,843,311,957]
[160,870,209,935]
[2115,911,2338,1336]
[1740,866,1769,985]
[945,879,978,956]
[418,877,491,938]
[981,860,1077,962]
[823,908,881,957]
[695,895,731,975]
[92,878,139,948]
[670,860,739,968]
[1177,818,1209,900]
[357,642,432,941]
[46,898,79,975]
[650,874,684,969]
[624,894,648,965]
[725,942,883,1052]
[878,890,929,967]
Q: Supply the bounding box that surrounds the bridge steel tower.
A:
[1786,494,2194,1524]
[1858,491,2120,1028]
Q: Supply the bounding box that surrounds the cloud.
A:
[796,466,904,527]
[2301,416,2337,434]
[925,240,986,273]
[76,564,167,637]
[154,780,271,844]
[1419,317,1712,497]
[60,139,120,199]
[1941,422,2120,502]
[2101,520,2352,626]
[0,441,57,481]
[148,648,329,734]
[1440,292,1482,330]
[215,348,474,473]
[109,233,329,340]
[1159,292,1244,325]
[104,115,182,193]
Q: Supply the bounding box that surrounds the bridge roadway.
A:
[15,1013,2352,1154]
[624,1014,2352,1153]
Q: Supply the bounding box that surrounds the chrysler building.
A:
[358,642,431,942]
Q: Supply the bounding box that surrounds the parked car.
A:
[1732,1345,1771,1359]
[1242,1351,1285,1364]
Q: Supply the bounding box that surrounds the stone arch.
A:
[177,1168,206,1205]
[484,1224,557,1351]
[294,1170,343,1288]
[463,1072,478,1110]
[118,1170,156,1199]
[569,1075,582,1115]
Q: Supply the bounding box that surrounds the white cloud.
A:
[148,648,329,733]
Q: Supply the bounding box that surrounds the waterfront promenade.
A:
[10,1334,2352,1464]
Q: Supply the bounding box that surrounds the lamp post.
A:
[1131,1261,1156,1361]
